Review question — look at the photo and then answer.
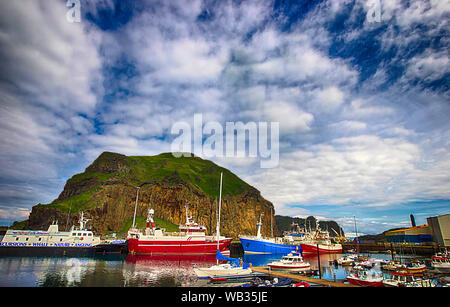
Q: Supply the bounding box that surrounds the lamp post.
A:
[132,186,141,229]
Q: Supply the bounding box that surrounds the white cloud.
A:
[329,120,367,132]
[0,0,103,223]
[313,86,345,111]
[404,50,450,83]
[245,135,424,210]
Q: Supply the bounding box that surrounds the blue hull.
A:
[240,238,302,255]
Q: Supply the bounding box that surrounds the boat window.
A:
[26,238,29,241]
[38,238,41,241]
[16,237,19,241]
[78,233,82,236]
[72,233,76,236]
[60,239,63,242]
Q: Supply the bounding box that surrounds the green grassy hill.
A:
[22,152,273,237]
[47,152,255,213]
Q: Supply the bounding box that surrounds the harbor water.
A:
[0,251,433,287]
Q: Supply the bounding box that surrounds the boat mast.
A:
[270,207,273,238]
[132,186,140,229]
[354,215,359,255]
[216,172,223,264]
[256,213,263,239]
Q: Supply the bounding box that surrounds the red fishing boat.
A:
[346,270,384,287]
[127,206,232,255]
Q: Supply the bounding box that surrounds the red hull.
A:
[347,276,384,287]
[301,243,342,254]
[128,238,232,255]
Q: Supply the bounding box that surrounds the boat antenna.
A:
[216,172,223,264]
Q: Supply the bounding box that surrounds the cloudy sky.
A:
[0,0,449,234]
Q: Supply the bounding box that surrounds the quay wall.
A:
[342,243,443,255]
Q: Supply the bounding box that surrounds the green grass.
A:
[46,187,104,212]
[66,171,114,185]
[39,152,254,215]
[125,153,253,197]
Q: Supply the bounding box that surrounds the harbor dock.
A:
[251,266,360,287]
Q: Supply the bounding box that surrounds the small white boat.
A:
[431,250,450,273]
[396,261,427,274]
[194,262,253,279]
[193,173,252,280]
[383,272,436,287]
[337,255,357,265]
[371,258,390,266]
[347,270,384,287]
[431,259,450,272]
[268,251,311,272]
[359,260,375,268]
[382,260,406,271]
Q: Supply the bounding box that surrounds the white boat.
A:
[194,261,253,279]
[431,259,450,272]
[268,250,311,272]
[371,258,390,266]
[383,272,436,287]
[346,270,384,287]
[337,255,357,265]
[382,260,406,271]
[0,212,101,251]
[359,260,375,269]
[431,250,450,272]
[193,173,252,279]
[395,261,427,274]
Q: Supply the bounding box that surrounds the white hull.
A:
[194,264,252,279]
[268,263,310,272]
[432,262,450,272]
[0,213,101,249]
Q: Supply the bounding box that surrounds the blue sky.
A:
[0,0,449,235]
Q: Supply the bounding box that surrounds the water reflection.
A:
[0,252,428,287]
[0,254,225,287]
[244,252,394,282]
[123,254,218,287]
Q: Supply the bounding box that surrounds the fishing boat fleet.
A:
[330,249,449,287]
[1,171,448,287]
[239,216,342,255]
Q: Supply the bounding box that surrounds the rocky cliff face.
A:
[24,152,277,239]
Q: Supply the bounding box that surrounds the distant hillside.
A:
[275,215,344,237]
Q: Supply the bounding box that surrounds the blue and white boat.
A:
[239,214,302,255]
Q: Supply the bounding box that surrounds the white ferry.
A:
[0,212,103,256]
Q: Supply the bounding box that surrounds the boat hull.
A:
[0,242,127,257]
[0,245,97,257]
[268,263,310,271]
[300,242,342,254]
[239,237,302,255]
[346,276,384,287]
[432,263,450,273]
[194,267,252,279]
[396,266,427,274]
[127,237,232,255]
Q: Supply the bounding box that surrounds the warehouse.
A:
[427,214,450,247]
[385,214,449,247]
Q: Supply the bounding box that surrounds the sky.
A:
[0,0,449,235]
